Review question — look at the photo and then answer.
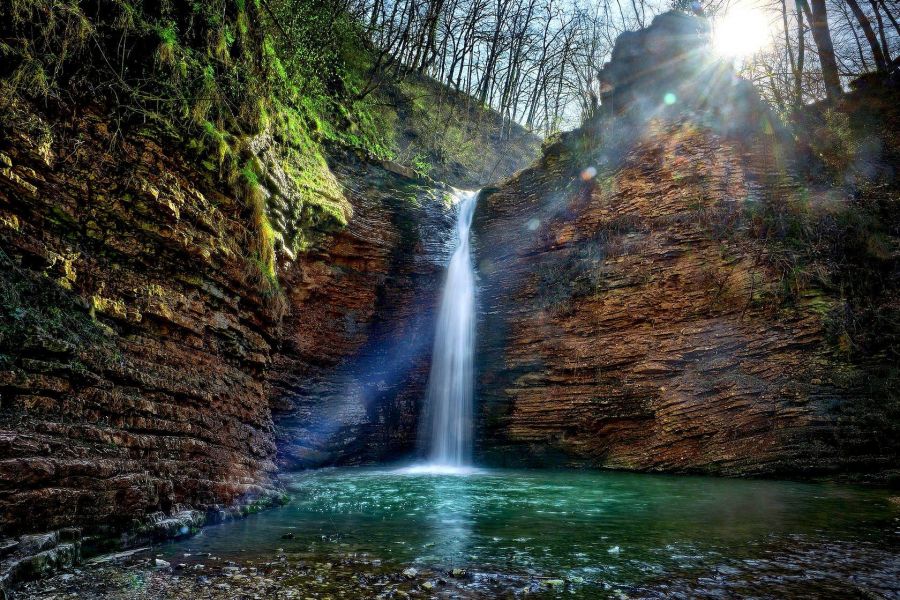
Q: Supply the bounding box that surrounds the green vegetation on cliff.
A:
[0,0,537,305]
[1,0,359,300]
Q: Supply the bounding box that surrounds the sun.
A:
[712,6,772,58]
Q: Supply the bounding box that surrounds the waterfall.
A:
[421,189,478,468]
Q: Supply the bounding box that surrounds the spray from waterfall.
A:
[420,189,478,469]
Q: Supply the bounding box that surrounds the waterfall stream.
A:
[419,189,478,468]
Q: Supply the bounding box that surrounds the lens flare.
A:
[712,6,771,58]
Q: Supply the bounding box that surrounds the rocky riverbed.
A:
[17,534,900,600]
[16,550,543,599]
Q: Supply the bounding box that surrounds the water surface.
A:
[161,468,899,596]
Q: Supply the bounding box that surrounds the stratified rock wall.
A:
[271,156,456,469]
[0,107,280,535]
[0,104,453,537]
[474,123,835,474]
[472,12,894,476]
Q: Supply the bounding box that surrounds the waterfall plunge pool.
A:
[139,191,900,597]
[155,467,900,597]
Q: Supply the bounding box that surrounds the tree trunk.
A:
[795,0,806,107]
[876,0,900,39]
[869,0,892,65]
[800,0,842,101]
[844,0,888,72]
[781,0,800,108]
[367,0,381,34]
[842,0,871,67]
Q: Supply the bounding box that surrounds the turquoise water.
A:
[161,468,899,595]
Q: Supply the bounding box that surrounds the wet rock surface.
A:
[0,529,81,592]
[271,152,457,470]
[631,538,900,599]
[16,535,900,599]
[16,551,524,599]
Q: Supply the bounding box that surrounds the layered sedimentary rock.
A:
[0,106,282,536]
[0,100,455,541]
[271,155,456,469]
[472,12,896,476]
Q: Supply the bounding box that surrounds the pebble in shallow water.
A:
[18,549,547,600]
[17,535,900,599]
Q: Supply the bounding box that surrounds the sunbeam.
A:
[712,3,773,58]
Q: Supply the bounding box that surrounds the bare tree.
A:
[342,0,898,133]
[844,0,888,71]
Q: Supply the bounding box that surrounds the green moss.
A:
[201,120,232,167]
[0,249,112,365]
[263,38,287,81]
[155,22,178,66]
[238,493,289,517]
[0,0,510,305]
[240,161,260,188]
[411,153,432,178]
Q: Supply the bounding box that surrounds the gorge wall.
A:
[270,155,456,469]
[0,0,541,560]
[0,99,463,547]
[1,7,897,581]
[1,105,281,536]
[472,12,899,478]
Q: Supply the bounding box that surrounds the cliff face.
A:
[474,124,835,474]
[0,106,282,535]
[1,7,894,556]
[472,13,899,477]
[271,156,455,469]
[0,101,456,538]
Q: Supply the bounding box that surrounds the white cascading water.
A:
[420,189,478,469]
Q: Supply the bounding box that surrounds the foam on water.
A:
[395,464,481,476]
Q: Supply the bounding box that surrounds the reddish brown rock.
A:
[477,126,812,473]
[0,105,283,536]
[472,113,895,476]
[0,104,453,538]
[270,155,455,469]
[470,10,898,479]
